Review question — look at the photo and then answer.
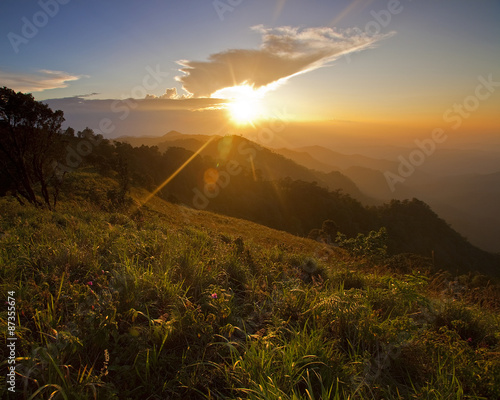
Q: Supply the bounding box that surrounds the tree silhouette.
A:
[0,87,65,208]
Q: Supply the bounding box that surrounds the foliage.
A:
[1,194,499,399]
[0,87,66,209]
[336,227,388,262]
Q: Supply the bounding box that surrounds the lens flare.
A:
[212,84,266,125]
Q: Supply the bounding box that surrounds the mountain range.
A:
[116,131,500,253]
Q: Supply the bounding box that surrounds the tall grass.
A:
[0,196,499,399]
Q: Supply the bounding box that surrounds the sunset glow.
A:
[212,84,266,125]
[1,2,500,398]
[228,96,262,125]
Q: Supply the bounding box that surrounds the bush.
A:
[336,227,388,262]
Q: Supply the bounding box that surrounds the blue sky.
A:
[1,0,499,138]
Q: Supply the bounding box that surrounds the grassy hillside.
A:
[43,130,498,276]
[104,134,500,275]
[1,182,499,399]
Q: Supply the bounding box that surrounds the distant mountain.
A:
[342,167,500,253]
[413,172,500,253]
[273,146,424,202]
[116,131,500,253]
[341,167,500,252]
[156,138,207,153]
[119,132,374,203]
[342,166,404,201]
[282,144,500,252]
[198,136,373,203]
[272,148,338,172]
[295,145,397,172]
[416,148,500,177]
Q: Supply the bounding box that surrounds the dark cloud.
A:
[177,25,394,97]
[74,92,100,98]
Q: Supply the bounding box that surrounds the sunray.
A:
[273,0,287,22]
[134,133,219,210]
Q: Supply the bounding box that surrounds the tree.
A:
[336,227,388,262]
[0,87,65,208]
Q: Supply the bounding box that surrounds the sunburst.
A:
[213,84,266,125]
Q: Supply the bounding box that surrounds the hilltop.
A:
[117,132,371,203]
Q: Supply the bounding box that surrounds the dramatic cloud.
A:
[177,25,394,97]
[0,69,83,92]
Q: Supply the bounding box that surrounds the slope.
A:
[1,184,499,400]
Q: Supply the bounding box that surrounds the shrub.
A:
[336,227,388,262]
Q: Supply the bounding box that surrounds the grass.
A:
[0,192,499,399]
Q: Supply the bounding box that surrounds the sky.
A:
[1,0,499,146]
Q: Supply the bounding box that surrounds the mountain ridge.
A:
[115,130,500,253]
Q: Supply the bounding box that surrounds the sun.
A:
[212,84,265,125]
[227,97,262,125]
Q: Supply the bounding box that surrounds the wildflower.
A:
[467,337,473,343]
[101,349,110,377]
[87,281,93,286]
[211,293,217,299]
